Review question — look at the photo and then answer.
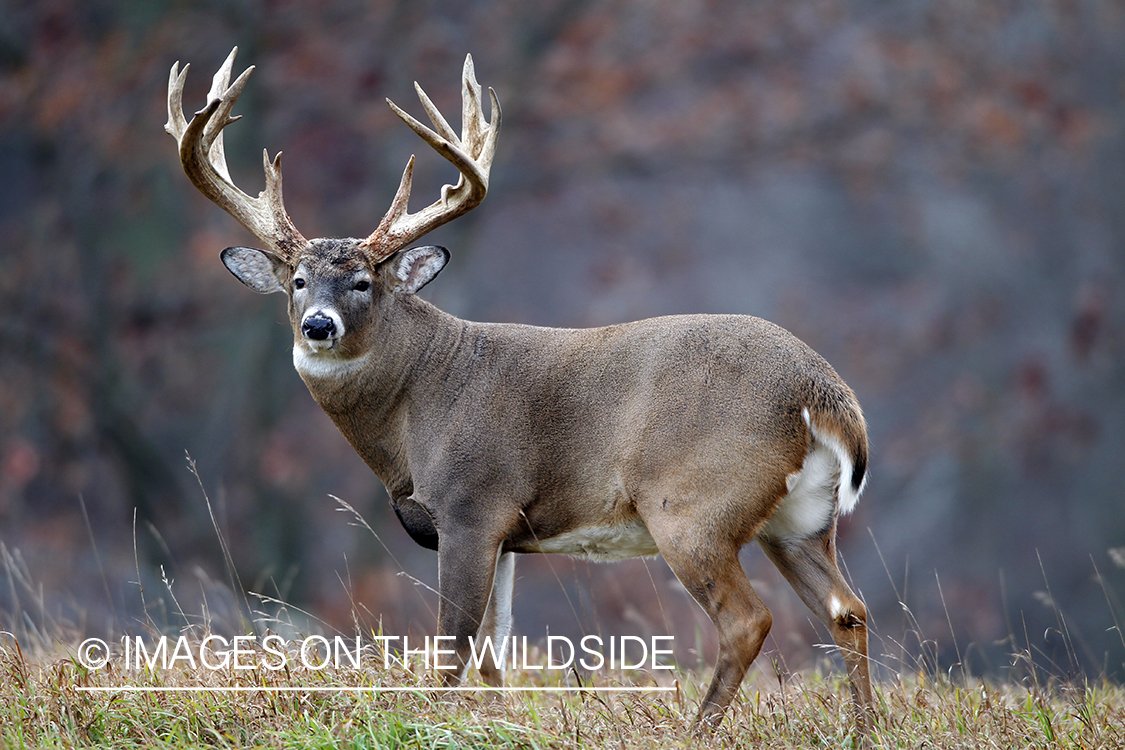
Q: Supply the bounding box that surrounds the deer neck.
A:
[293,295,471,496]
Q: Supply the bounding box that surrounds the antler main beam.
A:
[360,54,501,264]
[166,48,307,263]
[168,49,499,268]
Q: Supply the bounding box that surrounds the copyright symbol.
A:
[77,638,110,670]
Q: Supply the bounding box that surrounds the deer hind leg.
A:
[759,531,873,736]
[644,518,773,729]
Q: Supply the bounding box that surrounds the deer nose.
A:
[302,314,336,341]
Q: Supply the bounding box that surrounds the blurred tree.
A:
[1,0,1123,678]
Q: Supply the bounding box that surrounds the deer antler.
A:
[360,54,501,264]
[166,48,307,264]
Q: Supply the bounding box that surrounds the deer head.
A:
[166,48,499,371]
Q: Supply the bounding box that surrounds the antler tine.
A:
[360,54,501,264]
[202,48,241,186]
[478,87,501,172]
[413,82,461,147]
[166,62,189,141]
[460,55,501,171]
[166,47,307,263]
[461,55,485,159]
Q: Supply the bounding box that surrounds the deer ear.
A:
[220,246,288,294]
[388,245,449,294]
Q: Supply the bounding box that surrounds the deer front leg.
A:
[435,527,504,684]
[476,550,515,686]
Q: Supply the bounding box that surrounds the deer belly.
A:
[526,520,660,561]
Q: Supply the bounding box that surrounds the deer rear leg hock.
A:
[760,532,873,737]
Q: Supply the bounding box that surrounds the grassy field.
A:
[3,634,1124,749]
[3,485,1123,748]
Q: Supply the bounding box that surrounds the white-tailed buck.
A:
[167,48,873,735]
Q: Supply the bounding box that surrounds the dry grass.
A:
[2,633,1124,749]
[3,471,1123,748]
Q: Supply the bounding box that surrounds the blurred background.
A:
[2,0,1124,681]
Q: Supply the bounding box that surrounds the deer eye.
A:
[354,280,370,292]
[293,278,306,289]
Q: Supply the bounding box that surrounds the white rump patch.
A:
[527,520,659,562]
[762,439,839,540]
[761,413,866,541]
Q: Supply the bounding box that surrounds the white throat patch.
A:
[292,346,370,380]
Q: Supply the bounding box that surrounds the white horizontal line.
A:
[76,685,675,693]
